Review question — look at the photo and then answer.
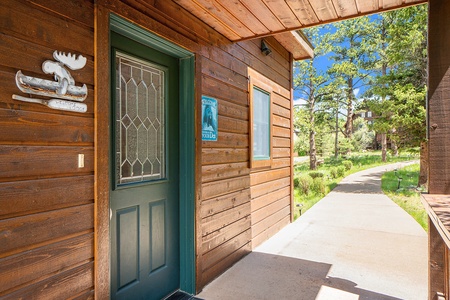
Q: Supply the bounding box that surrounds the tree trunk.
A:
[419,141,428,188]
[381,133,387,162]
[309,129,317,170]
[345,83,354,139]
[380,25,389,163]
[309,97,317,170]
[334,108,339,158]
[344,80,354,155]
[391,140,398,156]
[390,128,398,156]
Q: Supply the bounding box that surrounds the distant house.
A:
[359,110,375,126]
[357,109,394,150]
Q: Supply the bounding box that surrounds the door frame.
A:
[94,11,196,298]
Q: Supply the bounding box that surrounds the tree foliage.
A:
[366,5,427,148]
[294,27,334,169]
[323,16,378,140]
[293,4,427,161]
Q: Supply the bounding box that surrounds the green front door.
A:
[110,31,180,300]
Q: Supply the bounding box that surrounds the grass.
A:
[293,150,419,220]
[381,163,428,231]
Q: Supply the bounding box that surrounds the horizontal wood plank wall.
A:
[248,63,292,249]
[98,0,294,292]
[0,0,95,298]
[102,0,291,290]
[0,0,293,297]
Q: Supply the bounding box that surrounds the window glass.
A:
[253,87,270,160]
[115,51,166,185]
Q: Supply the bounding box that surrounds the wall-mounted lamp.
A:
[261,39,272,56]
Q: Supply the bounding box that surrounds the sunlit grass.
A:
[381,163,427,231]
[293,150,419,220]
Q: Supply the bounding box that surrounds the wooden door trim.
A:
[95,11,196,299]
[94,4,111,299]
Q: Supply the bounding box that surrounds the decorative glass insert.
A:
[252,87,270,160]
[115,52,165,185]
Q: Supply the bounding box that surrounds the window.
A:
[253,87,270,159]
[367,111,372,118]
[361,112,365,118]
[249,69,273,168]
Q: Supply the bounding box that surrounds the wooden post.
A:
[419,141,429,187]
[429,219,446,299]
[428,0,450,194]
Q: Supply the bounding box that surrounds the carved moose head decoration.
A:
[12,50,88,113]
[42,51,87,96]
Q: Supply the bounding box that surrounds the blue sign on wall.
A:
[202,96,218,141]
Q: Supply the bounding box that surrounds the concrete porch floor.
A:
[197,162,428,300]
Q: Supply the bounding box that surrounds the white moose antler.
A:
[53,51,87,70]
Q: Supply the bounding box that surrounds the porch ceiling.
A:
[173,0,427,59]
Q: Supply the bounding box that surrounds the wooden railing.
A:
[421,194,450,300]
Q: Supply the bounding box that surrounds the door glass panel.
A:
[115,52,165,185]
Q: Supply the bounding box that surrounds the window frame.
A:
[249,70,273,169]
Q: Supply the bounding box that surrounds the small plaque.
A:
[202,96,218,141]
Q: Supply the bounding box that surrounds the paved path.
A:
[197,162,428,300]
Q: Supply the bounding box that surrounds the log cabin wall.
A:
[0,0,293,297]
[248,67,293,249]
[97,0,295,292]
[0,0,95,298]
[200,38,293,285]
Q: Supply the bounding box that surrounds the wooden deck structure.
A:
[421,1,450,299]
[0,0,446,299]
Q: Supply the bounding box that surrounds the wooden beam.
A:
[233,0,428,42]
[273,30,314,60]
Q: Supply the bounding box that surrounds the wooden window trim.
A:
[249,69,273,169]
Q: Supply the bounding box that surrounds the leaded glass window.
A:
[115,52,166,185]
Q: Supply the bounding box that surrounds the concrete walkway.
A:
[197,162,428,300]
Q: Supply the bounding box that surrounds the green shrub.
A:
[343,160,353,171]
[337,166,346,177]
[330,167,338,179]
[293,176,300,188]
[311,177,326,195]
[308,171,324,179]
[297,175,313,195]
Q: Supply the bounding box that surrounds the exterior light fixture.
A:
[261,39,272,56]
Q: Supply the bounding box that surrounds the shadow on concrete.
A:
[333,172,385,194]
[198,251,401,300]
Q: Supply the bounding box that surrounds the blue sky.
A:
[293,14,382,106]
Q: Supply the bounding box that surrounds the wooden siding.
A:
[245,62,292,248]
[199,37,292,286]
[0,0,95,298]
[0,0,294,297]
[107,0,294,290]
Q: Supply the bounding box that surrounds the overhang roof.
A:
[174,0,427,60]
